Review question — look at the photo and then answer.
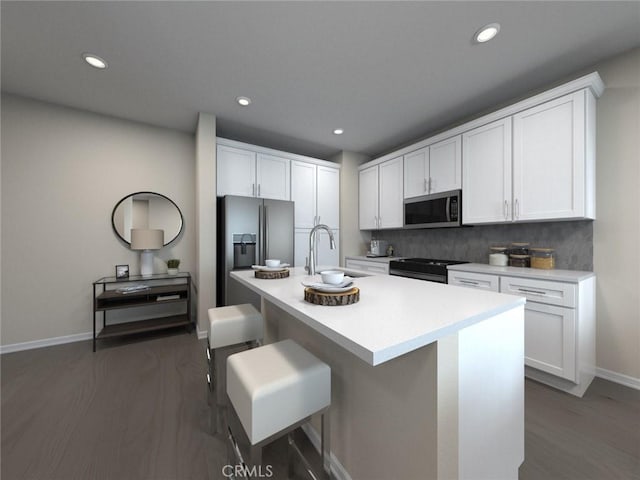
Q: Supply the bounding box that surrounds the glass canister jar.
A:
[509,242,530,267]
[509,254,531,268]
[531,247,555,269]
[489,245,509,266]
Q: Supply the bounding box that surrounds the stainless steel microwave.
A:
[403,189,462,229]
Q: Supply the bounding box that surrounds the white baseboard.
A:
[596,367,640,390]
[1,328,209,355]
[0,331,93,354]
[300,423,351,480]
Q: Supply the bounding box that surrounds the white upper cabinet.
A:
[291,161,339,230]
[316,166,340,229]
[403,147,429,198]
[463,90,596,225]
[404,135,461,199]
[429,135,462,194]
[362,73,602,228]
[379,157,404,228]
[217,145,256,197]
[291,161,317,229]
[462,118,513,224]
[513,90,594,221]
[256,153,291,200]
[359,157,403,230]
[359,165,379,230]
[217,144,290,200]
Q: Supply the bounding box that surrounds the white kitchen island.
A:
[230,268,526,480]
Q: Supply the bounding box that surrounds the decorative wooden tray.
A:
[255,269,290,279]
[304,287,360,306]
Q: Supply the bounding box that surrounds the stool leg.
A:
[227,426,246,479]
[206,345,213,406]
[321,411,332,479]
[287,434,296,478]
[211,348,226,435]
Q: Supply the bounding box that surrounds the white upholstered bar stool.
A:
[226,339,332,479]
[207,303,263,434]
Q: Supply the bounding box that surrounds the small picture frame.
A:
[115,264,129,279]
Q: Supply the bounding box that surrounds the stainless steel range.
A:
[389,258,469,284]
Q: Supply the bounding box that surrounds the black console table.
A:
[92,272,192,351]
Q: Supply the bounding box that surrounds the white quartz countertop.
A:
[230,267,524,366]
[448,263,595,282]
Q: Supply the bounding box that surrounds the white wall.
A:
[1,94,196,347]
[593,48,640,382]
[195,113,216,333]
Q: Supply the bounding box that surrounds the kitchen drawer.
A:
[448,271,499,292]
[345,259,389,275]
[500,276,576,308]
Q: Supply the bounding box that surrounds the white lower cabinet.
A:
[344,258,390,275]
[448,266,595,397]
[499,276,578,381]
[522,302,576,381]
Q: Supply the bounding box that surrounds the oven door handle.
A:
[389,269,446,283]
[445,196,451,222]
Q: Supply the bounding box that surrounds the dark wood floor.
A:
[2,331,638,480]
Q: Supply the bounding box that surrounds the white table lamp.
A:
[131,228,164,277]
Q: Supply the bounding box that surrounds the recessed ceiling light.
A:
[333,128,344,135]
[236,96,251,106]
[82,53,108,69]
[474,23,500,44]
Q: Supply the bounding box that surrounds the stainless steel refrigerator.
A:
[216,195,294,307]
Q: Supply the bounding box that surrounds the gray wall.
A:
[375,220,593,271]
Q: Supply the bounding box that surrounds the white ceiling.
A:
[2,1,639,159]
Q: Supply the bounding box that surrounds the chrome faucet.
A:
[306,224,336,275]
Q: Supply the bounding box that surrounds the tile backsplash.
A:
[374,220,593,271]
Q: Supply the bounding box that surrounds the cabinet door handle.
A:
[264,205,269,259]
[252,183,256,196]
[258,184,261,197]
[504,200,508,220]
[459,279,480,286]
[378,216,382,228]
[515,198,519,219]
[318,215,321,223]
[517,288,547,296]
[429,177,432,194]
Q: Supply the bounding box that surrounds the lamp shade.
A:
[130,229,164,250]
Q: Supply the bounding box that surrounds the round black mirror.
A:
[111,191,184,246]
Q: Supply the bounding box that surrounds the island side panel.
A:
[436,333,460,480]
[269,300,439,480]
[457,305,525,480]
